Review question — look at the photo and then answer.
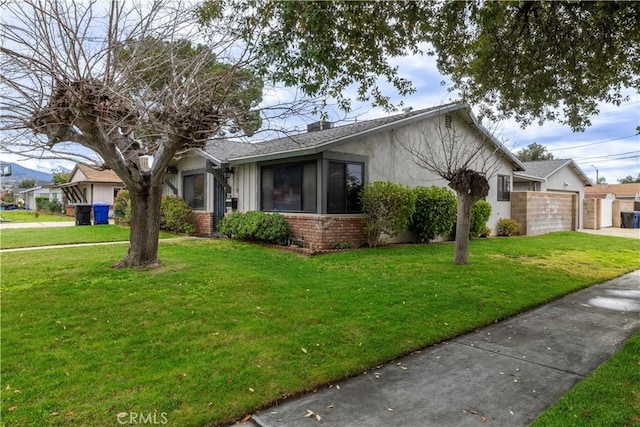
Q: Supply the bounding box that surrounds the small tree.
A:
[17,179,37,189]
[401,112,504,264]
[361,181,416,248]
[52,168,71,185]
[515,143,554,162]
[410,186,457,243]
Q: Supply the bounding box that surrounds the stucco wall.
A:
[325,114,514,234]
[512,191,578,235]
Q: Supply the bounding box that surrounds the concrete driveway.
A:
[579,227,640,239]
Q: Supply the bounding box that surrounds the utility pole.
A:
[591,165,598,184]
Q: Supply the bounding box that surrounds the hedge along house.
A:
[166,102,525,248]
[512,159,593,235]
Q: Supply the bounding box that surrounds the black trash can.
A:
[75,204,92,226]
[620,211,638,228]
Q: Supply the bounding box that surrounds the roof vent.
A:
[307,121,333,132]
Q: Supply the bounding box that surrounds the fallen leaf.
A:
[50,412,59,416]
[387,407,395,412]
[8,406,18,412]
[248,388,254,392]
[326,404,334,409]
[240,414,251,422]
[65,410,74,416]
[301,348,308,354]
[509,410,514,415]
[336,385,340,390]
[315,414,321,421]
[480,416,487,423]
[13,389,21,394]
[304,409,315,418]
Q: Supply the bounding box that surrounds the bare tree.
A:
[401,111,504,265]
[0,0,310,268]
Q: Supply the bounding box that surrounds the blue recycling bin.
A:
[92,202,110,225]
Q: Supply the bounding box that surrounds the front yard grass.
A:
[1,232,639,426]
[0,225,178,249]
[532,332,640,426]
[0,210,73,223]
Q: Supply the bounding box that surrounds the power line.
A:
[551,134,639,151]
[574,150,640,161]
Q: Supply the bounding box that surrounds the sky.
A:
[1,43,639,184]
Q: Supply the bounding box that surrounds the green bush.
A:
[470,200,492,238]
[361,181,416,247]
[160,195,195,234]
[113,190,131,225]
[217,211,291,244]
[497,218,521,236]
[410,186,457,243]
[35,197,62,213]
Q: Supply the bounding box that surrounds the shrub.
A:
[160,195,195,234]
[35,197,63,213]
[113,190,131,225]
[470,200,492,238]
[497,218,521,236]
[361,181,416,247]
[217,211,291,244]
[410,186,457,243]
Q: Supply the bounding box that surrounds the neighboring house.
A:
[165,103,525,248]
[511,159,593,235]
[57,163,125,217]
[17,183,62,210]
[585,183,640,228]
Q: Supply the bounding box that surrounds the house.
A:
[165,102,525,248]
[18,183,63,210]
[585,183,640,228]
[57,163,125,217]
[511,159,593,235]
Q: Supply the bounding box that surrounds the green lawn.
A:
[1,232,639,426]
[0,225,177,249]
[0,210,73,223]
[532,332,640,426]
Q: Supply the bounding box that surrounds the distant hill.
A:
[0,162,53,186]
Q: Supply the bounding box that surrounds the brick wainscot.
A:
[283,213,367,250]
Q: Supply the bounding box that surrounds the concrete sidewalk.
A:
[247,271,640,427]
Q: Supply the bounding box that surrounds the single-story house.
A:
[17,183,63,210]
[585,183,640,228]
[165,102,526,248]
[58,163,125,217]
[511,159,593,234]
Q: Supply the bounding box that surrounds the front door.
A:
[212,174,227,234]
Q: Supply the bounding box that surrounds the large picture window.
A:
[261,162,317,212]
[498,174,511,201]
[327,161,364,214]
[184,173,205,209]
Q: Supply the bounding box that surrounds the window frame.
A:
[326,160,365,214]
[260,160,318,213]
[183,171,206,210]
[497,174,511,202]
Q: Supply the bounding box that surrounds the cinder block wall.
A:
[283,214,367,250]
[583,199,601,230]
[511,192,578,236]
[192,211,214,236]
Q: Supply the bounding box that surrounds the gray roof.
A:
[515,159,593,185]
[197,102,525,170]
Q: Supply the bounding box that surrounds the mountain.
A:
[0,162,53,185]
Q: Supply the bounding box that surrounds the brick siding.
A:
[283,214,367,250]
[192,211,214,236]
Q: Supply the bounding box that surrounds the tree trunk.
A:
[112,182,163,269]
[454,192,475,265]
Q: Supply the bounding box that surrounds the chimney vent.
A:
[307,121,333,132]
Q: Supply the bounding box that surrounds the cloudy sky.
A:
[1,43,638,184]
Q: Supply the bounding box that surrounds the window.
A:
[261,162,316,212]
[184,173,205,209]
[327,161,364,213]
[498,175,511,201]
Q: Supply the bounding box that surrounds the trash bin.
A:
[92,202,110,225]
[620,211,640,228]
[75,204,92,226]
